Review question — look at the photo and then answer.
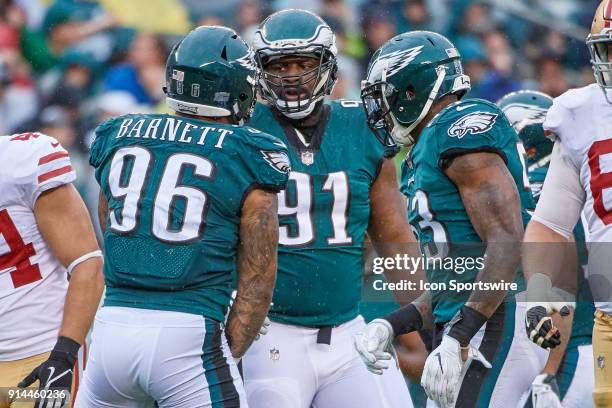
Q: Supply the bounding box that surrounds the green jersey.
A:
[527,163,594,348]
[90,113,289,323]
[400,99,535,324]
[249,101,386,327]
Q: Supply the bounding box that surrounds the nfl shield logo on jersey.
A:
[269,348,280,361]
[301,150,314,165]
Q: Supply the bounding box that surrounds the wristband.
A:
[383,303,423,336]
[49,336,80,367]
[447,305,487,347]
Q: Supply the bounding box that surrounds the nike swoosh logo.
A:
[434,352,443,374]
[46,366,71,388]
[456,104,476,112]
[51,142,60,148]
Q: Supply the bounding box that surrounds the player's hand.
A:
[17,336,79,408]
[524,305,565,349]
[523,374,563,408]
[354,318,397,375]
[524,273,573,349]
[421,335,491,407]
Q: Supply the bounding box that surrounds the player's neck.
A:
[412,95,458,143]
[175,112,235,125]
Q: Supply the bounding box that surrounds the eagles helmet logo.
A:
[501,103,548,129]
[448,111,498,139]
[368,45,425,80]
[236,48,258,71]
[261,150,291,173]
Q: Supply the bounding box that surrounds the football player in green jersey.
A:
[498,90,595,408]
[354,31,550,408]
[242,9,418,408]
[75,26,290,407]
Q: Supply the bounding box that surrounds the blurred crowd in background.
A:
[0,0,598,222]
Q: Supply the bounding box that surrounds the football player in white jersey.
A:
[522,1,612,407]
[0,132,104,408]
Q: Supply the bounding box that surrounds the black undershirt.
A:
[270,101,331,152]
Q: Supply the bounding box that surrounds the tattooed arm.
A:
[226,188,279,358]
[445,152,524,320]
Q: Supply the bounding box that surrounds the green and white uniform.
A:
[400,99,548,408]
[401,98,534,324]
[252,101,384,326]
[79,113,289,408]
[243,101,413,408]
[91,114,288,320]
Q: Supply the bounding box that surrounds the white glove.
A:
[354,319,397,375]
[256,316,271,339]
[421,335,491,408]
[524,374,563,408]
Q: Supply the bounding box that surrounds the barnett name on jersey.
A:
[90,114,289,323]
[249,100,386,327]
[543,83,612,314]
[400,98,535,324]
[0,133,76,361]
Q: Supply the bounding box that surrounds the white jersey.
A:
[0,132,76,361]
[542,83,612,313]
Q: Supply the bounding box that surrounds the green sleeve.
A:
[434,101,513,169]
[238,128,291,193]
[89,118,116,170]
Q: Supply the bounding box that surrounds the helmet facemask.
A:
[361,65,447,150]
[588,31,612,103]
[256,45,337,119]
[361,80,398,152]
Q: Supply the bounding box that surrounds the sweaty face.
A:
[263,55,321,101]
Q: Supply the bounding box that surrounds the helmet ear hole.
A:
[239,93,248,101]
[405,86,416,101]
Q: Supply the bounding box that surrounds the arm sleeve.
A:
[532,142,585,238]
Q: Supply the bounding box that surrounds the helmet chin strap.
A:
[382,66,447,147]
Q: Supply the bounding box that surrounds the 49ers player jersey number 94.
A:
[0,133,75,361]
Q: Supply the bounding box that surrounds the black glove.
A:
[17,336,80,408]
[525,306,562,349]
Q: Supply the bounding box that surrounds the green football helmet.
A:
[497,90,553,167]
[252,9,338,119]
[165,26,258,124]
[361,31,470,149]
